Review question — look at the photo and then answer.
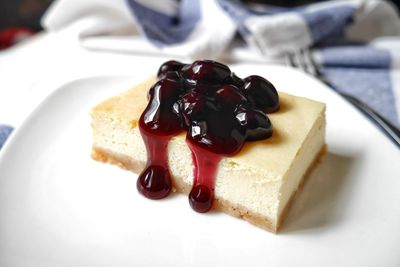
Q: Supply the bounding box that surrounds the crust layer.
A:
[91,144,327,233]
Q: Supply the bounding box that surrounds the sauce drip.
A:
[187,140,222,213]
[137,126,172,200]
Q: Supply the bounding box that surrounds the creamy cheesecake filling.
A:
[277,112,325,219]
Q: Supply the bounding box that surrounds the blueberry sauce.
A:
[137,60,279,212]
[187,141,221,213]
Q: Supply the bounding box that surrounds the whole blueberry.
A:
[141,78,182,135]
[243,75,279,113]
[181,60,231,86]
[235,105,272,140]
[215,84,246,110]
[157,60,185,79]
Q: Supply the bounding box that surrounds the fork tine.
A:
[293,51,302,70]
[302,49,317,76]
[287,53,296,68]
[304,49,334,87]
[305,49,321,76]
[296,49,307,72]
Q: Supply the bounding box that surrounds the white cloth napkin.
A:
[42,0,236,60]
[42,0,400,60]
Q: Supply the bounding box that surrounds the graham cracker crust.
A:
[91,144,327,233]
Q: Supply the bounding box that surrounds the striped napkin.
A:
[124,0,400,128]
[0,125,13,150]
[1,0,400,150]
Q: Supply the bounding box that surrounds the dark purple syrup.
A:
[188,141,221,212]
[137,60,279,212]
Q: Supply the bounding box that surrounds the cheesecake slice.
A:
[91,77,326,232]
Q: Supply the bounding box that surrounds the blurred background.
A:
[1,0,399,49]
[0,0,53,31]
[0,0,53,49]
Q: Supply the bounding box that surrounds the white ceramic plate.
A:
[1,65,399,266]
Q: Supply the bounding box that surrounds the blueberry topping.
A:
[181,60,231,86]
[189,185,214,213]
[187,112,245,155]
[157,60,185,79]
[235,105,272,140]
[137,165,172,199]
[138,59,279,213]
[142,78,182,135]
[227,72,245,89]
[215,84,246,110]
[158,70,181,81]
[243,75,280,113]
[177,91,210,128]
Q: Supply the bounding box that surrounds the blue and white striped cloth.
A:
[124,0,400,128]
[0,125,13,150]
[2,0,400,149]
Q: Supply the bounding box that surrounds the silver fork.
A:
[287,49,400,148]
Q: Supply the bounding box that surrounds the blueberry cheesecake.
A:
[91,60,326,232]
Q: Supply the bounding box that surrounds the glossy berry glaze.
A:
[137,60,279,212]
